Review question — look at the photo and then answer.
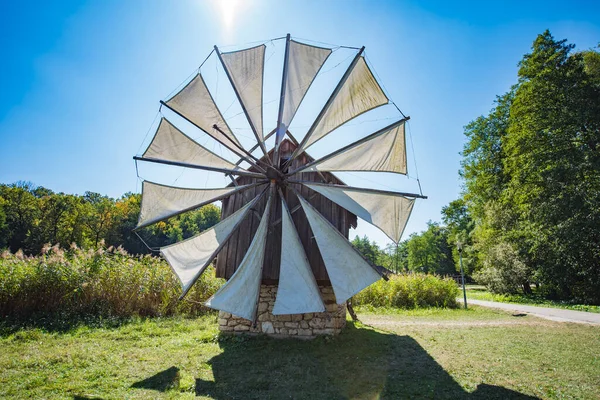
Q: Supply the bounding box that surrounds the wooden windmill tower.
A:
[134,34,426,337]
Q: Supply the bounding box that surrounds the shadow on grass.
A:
[130,366,180,392]
[133,322,538,399]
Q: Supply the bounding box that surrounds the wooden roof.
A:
[215,139,357,285]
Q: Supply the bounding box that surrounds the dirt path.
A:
[464,299,600,325]
[359,314,550,329]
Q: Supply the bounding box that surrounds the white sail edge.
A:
[303,183,415,244]
[165,73,241,151]
[220,44,266,143]
[298,56,389,153]
[302,121,407,175]
[280,40,332,135]
[205,193,273,320]
[142,117,238,170]
[160,196,257,296]
[296,193,381,304]
[137,181,260,230]
[272,197,325,315]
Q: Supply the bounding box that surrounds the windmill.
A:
[133,34,426,332]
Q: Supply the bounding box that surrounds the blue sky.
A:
[1,0,599,247]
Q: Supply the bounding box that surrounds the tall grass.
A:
[1,246,460,326]
[0,244,224,322]
[354,273,459,309]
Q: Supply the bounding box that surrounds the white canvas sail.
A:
[303,183,415,243]
[206,194,273,320]
[137,181,260,230]
[221,45,266,141]
[297,194,381,304]
[272,197,325,315]
[160,198,256,296]
[299,56,388,152]
[142,118,237,170]
[281,40,332,133]
[165,74,241,152]
[300,120,406,174]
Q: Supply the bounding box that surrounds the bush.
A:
[354,273,459,309]
[0,244,224,321]
[473,242,530,294]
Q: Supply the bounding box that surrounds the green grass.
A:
[1,308,598,399]
[465,286,600,313]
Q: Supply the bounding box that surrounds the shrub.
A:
[0,245,224,321]
[473,242,530,294]
[354,273,459,309]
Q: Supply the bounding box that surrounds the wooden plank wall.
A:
[215,140,357,285]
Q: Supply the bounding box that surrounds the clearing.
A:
[1,306,598,399]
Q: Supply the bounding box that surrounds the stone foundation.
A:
[218,285,346,338]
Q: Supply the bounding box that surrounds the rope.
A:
[135,110,161,155]
[134,231,160,253]
[364,53,407,119]
[406,121,423,196]
[292,36,361,50]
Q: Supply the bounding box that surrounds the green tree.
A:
[504,31,600,301]
[0,182,40,252]
[406,222,454,275]
[351,235,381,264]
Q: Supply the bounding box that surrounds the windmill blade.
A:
[299,182,416,243]
[164,73,242,153]
[291,52,389,159]
[294,190,382,304]
[288,118,408,175]
[141,118,238,170]
[205,191,273,320]
[272,190,325,315]
[136,180,267,230]
[161,188,267,299]
[278,39,333,143]
[217,44,268,157]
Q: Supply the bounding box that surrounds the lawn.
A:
[1,307,598,399]
[464,285,600,313]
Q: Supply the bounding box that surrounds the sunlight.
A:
[214,0,243,30]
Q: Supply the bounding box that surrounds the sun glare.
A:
[215,0,243,30]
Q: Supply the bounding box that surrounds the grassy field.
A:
[1,307,598,399]
[464,285,600,313]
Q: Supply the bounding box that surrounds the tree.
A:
[503,31,600,302]
[0,182,40,252]
[351,235,381,264]
[406,222,454,275]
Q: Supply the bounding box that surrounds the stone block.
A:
[234,324,250,332]
[300,320,309,329]
[297,329,313,336]
[288,329,298,335]
[258,302,269,312]
[218,318,228,326]
[261,321,275,334]
[310,318,326,329]
[291,314,303,322]
[284,322,299,328]
[313,328,336,335]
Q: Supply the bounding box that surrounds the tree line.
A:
[0,182,219,255]
[442,31,600,303]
